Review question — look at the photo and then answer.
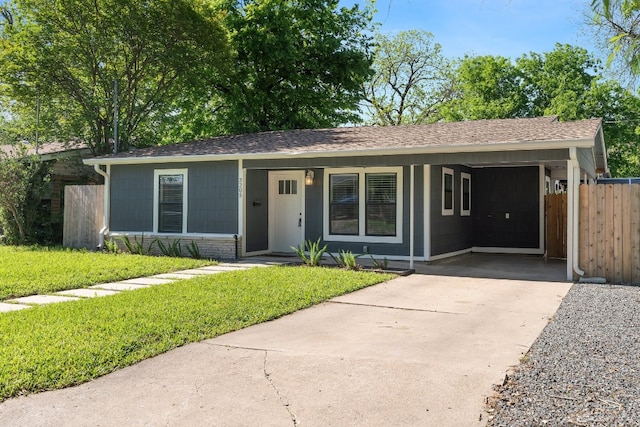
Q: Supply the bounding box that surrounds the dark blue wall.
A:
[430,165,473,256]
[245,169,269,252]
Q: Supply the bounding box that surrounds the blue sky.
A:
[341,0,596,60]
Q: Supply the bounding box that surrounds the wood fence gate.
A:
[63,185,104,250]
[579,183,640,284]
[545,193,567,259]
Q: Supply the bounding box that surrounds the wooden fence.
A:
[63,185,104,250]
[579,183,640,284]
[545,193,567,259]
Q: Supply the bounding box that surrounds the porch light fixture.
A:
[305,170,315,185]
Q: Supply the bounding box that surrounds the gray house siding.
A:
[109,161,238,234]
[430,165,473,256]
[187,161,238,234]
[304,168,324,242]
[110,165,154,231]
[245,169,269,252]
[472,166,539,248]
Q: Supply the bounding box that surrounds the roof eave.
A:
[82,138,596,166]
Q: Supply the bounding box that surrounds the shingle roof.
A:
[92,116,603,161]
[0,141,89,157]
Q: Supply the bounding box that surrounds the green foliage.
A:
[119,234,152,256]
[185,240,202,259]
[592,0,640,74]
[364,30,454,125]
[370,255,389,270]
[0,266,392,401]
[214,0,374,133]
[155,239,183,258]
[292,238,328,267]
[0,145,51,245]
[441,44,640,176]
[330,249,363,270]
[0,0,230,154]
[439,55,528,120]
[0,246,211,300]
[103,239,120,254]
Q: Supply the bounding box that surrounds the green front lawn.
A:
[0,246,212,300]
[0,266,393,401]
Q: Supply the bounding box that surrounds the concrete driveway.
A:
[0,265,571,426]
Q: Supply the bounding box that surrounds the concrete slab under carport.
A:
[0,267,571,426]
[403,252,567,282]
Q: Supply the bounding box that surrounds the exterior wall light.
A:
[305,170,315,185]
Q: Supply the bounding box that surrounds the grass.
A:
[0,266,393,402]
[0,246,212,300]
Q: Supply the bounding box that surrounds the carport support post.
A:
[567,158,579,282]
[409,164,415,270]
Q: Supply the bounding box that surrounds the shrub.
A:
[330,249,363,270]
[291,237,327,266]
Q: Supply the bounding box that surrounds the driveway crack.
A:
[329,300,466,315]
[263,350,298,426]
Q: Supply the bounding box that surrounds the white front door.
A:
[270,171,305,253]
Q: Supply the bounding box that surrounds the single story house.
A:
[84,116,608,280]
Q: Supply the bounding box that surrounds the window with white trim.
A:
[461,172,471,216]
[366,173,397,236]
[154,169,188,233]
[442,167,454,216]
[324,167,402,243]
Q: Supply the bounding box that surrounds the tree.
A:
[517,44,601,119]
[441,44,640,176]
[439,55,527,121]
[0,145,50,244]
[591,0,640,75]
[0,0,230,155]
[213,0,374,133]
[363,30,454,125]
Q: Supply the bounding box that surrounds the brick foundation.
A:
[107,233,241,260]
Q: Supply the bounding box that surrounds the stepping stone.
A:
[90,283,150,291]
[118,277,175,286]
[152,273,199,280]
[57,289,120,298]
[232,263,273,268]
[8,295,80,305]
[0,302,30,313]
[173,269,226,275]
[199,265,248,272]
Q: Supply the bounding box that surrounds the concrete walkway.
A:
[0,262,572,426]
[0,261,275,313]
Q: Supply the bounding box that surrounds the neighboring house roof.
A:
[0,141,90,160]
[84,116,606,170]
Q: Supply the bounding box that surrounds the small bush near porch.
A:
[0,266,393,401]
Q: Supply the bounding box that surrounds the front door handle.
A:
[298,217,302,227]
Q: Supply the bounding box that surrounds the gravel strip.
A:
[487,282,640,426]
